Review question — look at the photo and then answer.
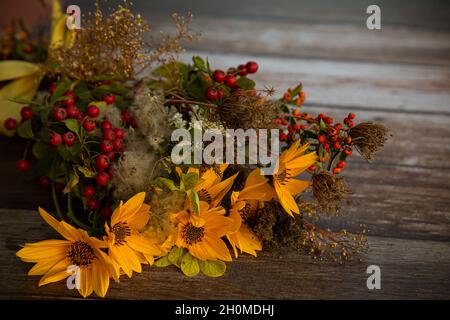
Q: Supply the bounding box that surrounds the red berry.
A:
[323,143,330,151]
[249,89,257,97]
[95,172,110,186]
[49,83,57,93]
[50,132,63,146]
[16,159,30,172]
[224,74,237,88]
[279,133,288,141]
[63,132,76,146]
[216,88,225,100]
[38,176,51,188]
[20,106,33,120]
[100,139,114,153]
[344,147,352,156]
[337,161,346,169]
[87,105,100,118]
[348,121,354,128]
[334,142,342,150]
[205,87,218,101]
[101,120,112,131]
[100,206,112,217]
[348,113,355,120]
[308,165,316,171]
[300,125,306,130]
[246,61,259,74]
[102,129,116,141]
[4,118,17,130]
[63,97,76,108]
[52,107,67,121]
[113,127,125,139]
[343,117,349,124]
[121,110,131,123]
[83,185,96,198]
[65,90,77,100]
[112,139,123,152]
[83,119,96,132]
[326,117,333,125]
[103,94,116,105]
[213,70,226,83]
[87,198,99,210]
[95,154,110,172]
[237,64,247,76]
[128,117,138,129]
[318,135,326,143]
[65,106,79,119]
[293,124,301,131]
[333,167,341,174]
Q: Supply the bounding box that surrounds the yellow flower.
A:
[173,201,234,261]
[16,207,112,298]
[227,169,272,257]
[271,141,317,216]
[194,166,238,207]
[104,192,164,279]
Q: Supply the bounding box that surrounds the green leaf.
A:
[57,145,72,161]
[50,80,71,106]
[181,253,200,277]
[64,119,79,133]
[32,141,54,160]
[63,172,79,194]
[199,260,226,277]
[186,188,200,214]
[319,119,327,131]
[155,177,178,191]
[236,77,256,90]
[290,83,303,97]
[154,256,172,267]
[168,246,186,268]
[16,119,34,139]
[192,56,207,72]
[181,172,199,191]
[186,75,207,100]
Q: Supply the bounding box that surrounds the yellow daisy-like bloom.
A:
[227,169,273,257]
[271,141,317,217]
[104,192,164,279]
[184,165,238,207]
[16,208,112,298]
[173,201,234,262]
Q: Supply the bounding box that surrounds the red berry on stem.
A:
[237,64,247,76]
[83,118,96,132]
[205,87,218,101]
[101,120,112,131]
[83,185,96,198]
[103,94,116,105]
[50,132,63,146]
[246,61,259,74]
[121,110,131,123]
[308,165,316,171]
[100,139,114,153]
[38,176,51,188]
[216,88,225,100]
[104,151,115,161]
[4,118,17,130]
[333,167,341,174]
[65,90,77,100]
[53,107,67,121]
[344,147,352,156]
[213,70,226,83]
[66,106,79,119]
[20,106,33,120]
[95,154,110,172]
[16,159,30,172]
[95,172,110,186]
[112,139,123,152]
[100,206,112,217]
[348,112,355,120]
[334,142,342,150]
[279,133,288,141]
[337,161,346,168]
[63,132,76,146]
[63,97,76,108]
[102,129,116,141]
[87,198,99,210]
[87,105,100,118]
[113,127,125,140]
[318,135,326,143]
[348,121,354,128]
[224,74,237,88]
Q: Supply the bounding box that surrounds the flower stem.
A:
[50,157,63,220]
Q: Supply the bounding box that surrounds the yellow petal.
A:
[0,61,39,81]
[17,241,68,263]
[283,179,311,195]
[38,258,70,287]
[111,192,145,226]
[127,234,164,256]
[50,15,67,49]
[78,267,94,298]
[91,261,110,298]
[274,181,299,216]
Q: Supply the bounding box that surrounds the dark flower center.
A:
[198,188,212,203]
[182,223,205,245]
[239,202,253,222]
[67,241,96,267]
[111,222,131,245]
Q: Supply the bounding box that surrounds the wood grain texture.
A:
[1,209,449,300]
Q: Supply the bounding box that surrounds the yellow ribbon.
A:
[0,0,74,137]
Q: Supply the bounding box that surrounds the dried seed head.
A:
[312,172,351,214]
[350,121,389,161]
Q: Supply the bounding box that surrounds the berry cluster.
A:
[204,61,259,102]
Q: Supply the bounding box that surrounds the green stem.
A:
[66,193,97,231]
[51,158,63,220]
[327,151,339,171]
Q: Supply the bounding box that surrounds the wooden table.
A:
[1,0,449,299]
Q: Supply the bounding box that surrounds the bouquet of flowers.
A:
[0,1,388,298]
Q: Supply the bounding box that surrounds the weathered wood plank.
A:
[1,209,449,299]
[180,51,450,114]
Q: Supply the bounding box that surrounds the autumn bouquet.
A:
[0,1,388,298]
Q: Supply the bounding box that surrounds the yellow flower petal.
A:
[0,61,39,81]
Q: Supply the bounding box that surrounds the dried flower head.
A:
[350,121,389,161]
[312,172,351,214]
